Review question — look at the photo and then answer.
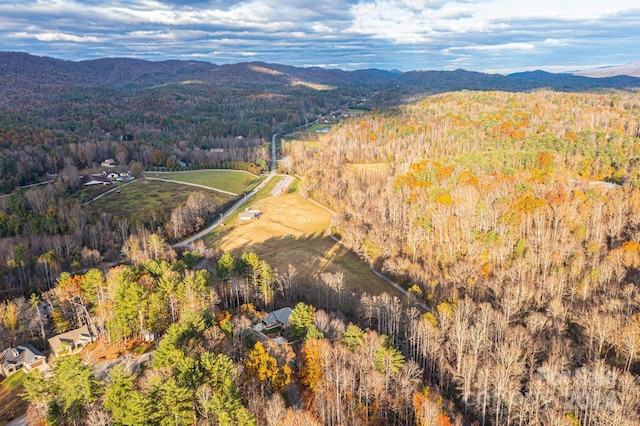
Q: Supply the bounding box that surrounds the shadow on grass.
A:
[204,230,407,306]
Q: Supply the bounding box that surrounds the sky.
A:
[0,0,638,73]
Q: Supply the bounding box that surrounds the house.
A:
[0,344,47,377]
[48,325,96,357]
[116,172,134,182]
[255,307,292,332]
[80,174,111,186]
[101,159,116,167]
[105,172,119,180]
[239,210,261,221]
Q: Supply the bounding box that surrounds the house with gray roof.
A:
[0,344,47,377]
[48,325,96,357]
[254,307,292,332]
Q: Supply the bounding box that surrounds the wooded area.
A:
[0,61,361,300]
[288,90,640,424]
[1,87,640,425]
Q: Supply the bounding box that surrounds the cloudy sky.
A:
[1,0,638,73]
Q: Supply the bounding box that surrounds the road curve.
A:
[173,172,276,248]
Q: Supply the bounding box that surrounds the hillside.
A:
[0,52,397,92]
[2,50,640,425]
[290,90,640,424]
[2,52,640,96]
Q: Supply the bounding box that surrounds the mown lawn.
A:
[89,179,233,224]
[145,170,260,194]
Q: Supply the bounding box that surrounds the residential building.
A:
[0,344,47,377]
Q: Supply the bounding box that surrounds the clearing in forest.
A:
[89,179,233,224]
[202,179,401,298]
[146,170,260,194]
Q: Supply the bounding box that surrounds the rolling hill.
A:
[2,52,640,96]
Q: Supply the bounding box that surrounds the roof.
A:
[80,174,110,185]
[48,325,94,354]
[239,210,261,220]
[0,344,45,370]
[263,307,292,328]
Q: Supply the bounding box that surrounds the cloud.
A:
[9,31,102,43]
[0,0,637,72]
[447,42,536,52]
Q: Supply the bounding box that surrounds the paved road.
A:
[6,414,26,426]
[271,133,279,171]
[173,172,276,248]
[270,175,294,196]
[287,381,303,409]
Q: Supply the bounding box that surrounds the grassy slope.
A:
[89,179,233,222]
[202,180,401,298]
[0,370,27,425]
[146,170,260,194]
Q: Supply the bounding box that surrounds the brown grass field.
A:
[202,180,402,298]
[0,371,28,426]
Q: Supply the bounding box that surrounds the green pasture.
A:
[145,170,259,194]
[89,179,232,224]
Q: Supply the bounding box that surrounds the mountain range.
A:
[1,52,639,96]
[572,62,640,78]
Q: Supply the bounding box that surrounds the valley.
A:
[0,54,639,425]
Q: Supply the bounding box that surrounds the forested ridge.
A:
[290,90,640,424]
[0,55,364,300]
[2,51,640,424]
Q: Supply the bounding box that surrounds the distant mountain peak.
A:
[572,62,640,78]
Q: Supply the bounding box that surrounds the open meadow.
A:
[145,170,260,194]
[202,178,402,298]
[89,179,233,225]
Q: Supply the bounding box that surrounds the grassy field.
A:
[202,178,402,299]
[0,370,27,425]
[145,170,259,194]
[89,179,233,223]
[71,182,119,203]
[304,123,334,133]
